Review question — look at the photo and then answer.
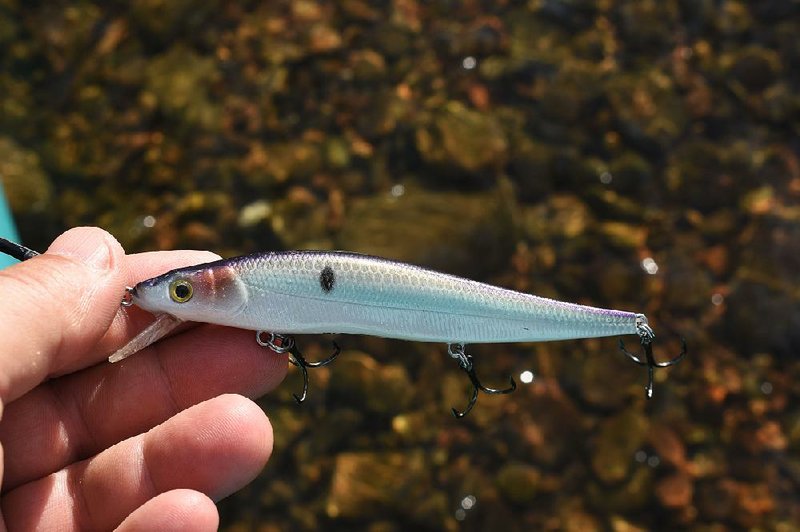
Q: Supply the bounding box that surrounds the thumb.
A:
[0,227,127,407]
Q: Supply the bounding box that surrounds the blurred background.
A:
[1,1,799,530]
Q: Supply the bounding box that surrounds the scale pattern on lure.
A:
[0,238,687,417]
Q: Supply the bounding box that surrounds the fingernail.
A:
[50,229,114,271]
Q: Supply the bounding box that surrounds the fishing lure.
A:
[0,237,686,417]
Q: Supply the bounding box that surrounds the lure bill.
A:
[108,313,182,362]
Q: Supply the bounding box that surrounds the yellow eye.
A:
[169,279,193,303]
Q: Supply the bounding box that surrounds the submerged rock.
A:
[495,462,542,505]
[579,352,640,409]
[725,45,782,94]
[415,101,508,179]
[605,73,687,158]
[143,46,221,129]
[586,466,652,513]
[506,378,586,468]
[327,451,446,527]
[337,181,516,279]
[655,471,693,509]
[328,351,414,417]
[591,408,649,485]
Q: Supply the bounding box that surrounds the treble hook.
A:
[448,343,517,418]
[256,332,341,404]
[619,314,687,399]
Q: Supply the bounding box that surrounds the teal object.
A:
[0,181,20,269]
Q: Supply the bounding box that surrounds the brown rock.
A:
[655,471,693,509]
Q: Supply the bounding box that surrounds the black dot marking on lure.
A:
[320,265,335,293]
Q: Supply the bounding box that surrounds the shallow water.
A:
[2,1,799,530]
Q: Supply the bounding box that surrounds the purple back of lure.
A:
[112,251,644,361]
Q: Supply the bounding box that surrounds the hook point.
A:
[620,328,687,400]
[255,333,341,405]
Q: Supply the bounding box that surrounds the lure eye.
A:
[169,279,193,303]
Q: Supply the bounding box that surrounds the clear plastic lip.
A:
[108,313,182,363]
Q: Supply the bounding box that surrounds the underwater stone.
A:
[726,46,782,93]
[328,351,414,417]
[308,24,342,53]
[616,0,679,55]
[340,0,381,22]
[586,466,652,513]
[607,151,655,198]
[355,89,411,137]
[513,380,585,468]
[327,451,445,527]
[370,22,414,57]
[716,0,753,36]
[722,280,800,358]
[337,181,516,279]
[324,137,351,170]
[696,480,775,528]
[667,140,741,213]
[655,471,693,509]
[349,49,387,81]
[130,0,222,39]
[591,408,649,485]
[495,462,542,505]
[237,200,273,228]
[415,101,508,177]
[0,9,19,45]
[245,141,323,186]
[299,409,364,459]
[507,135,557,201]
[648,424,688,470]
[605,74,687,158]
[522,195,593,242]
[580,352,640,409]
[598,221,646,251]
[144,46,220,129]
[662,252,714,312]
[291,0,324,22]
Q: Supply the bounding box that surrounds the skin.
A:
[0,227,288,531]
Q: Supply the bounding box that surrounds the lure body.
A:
[130,251,639,345]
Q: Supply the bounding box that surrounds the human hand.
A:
[0,227,287,530]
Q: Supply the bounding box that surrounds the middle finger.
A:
[0,324,287,491]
